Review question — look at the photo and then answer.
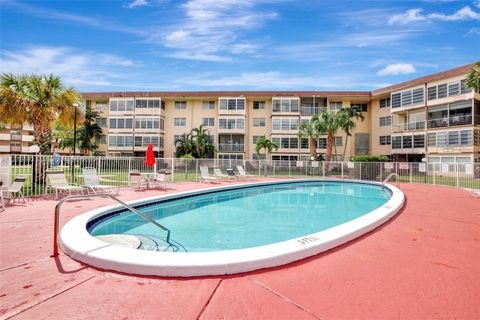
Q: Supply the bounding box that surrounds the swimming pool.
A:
[61,179,404,276]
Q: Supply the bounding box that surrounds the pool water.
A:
[90,181,391,252]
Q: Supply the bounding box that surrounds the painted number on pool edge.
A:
[297,236,319,245]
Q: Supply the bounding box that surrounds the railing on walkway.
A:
[0,155,479,198]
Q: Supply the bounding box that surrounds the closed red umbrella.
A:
[145,144,156,166]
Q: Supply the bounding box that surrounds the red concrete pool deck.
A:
[0,180,479,320]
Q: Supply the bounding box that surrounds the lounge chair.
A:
[199,166,219,183]
[151,173,169,190]
[213,168,230,180]
[226,168,239,180]
[46,170,85,199]
[129,171,149,189]
[2,175,27,205]
[82,167,120,195]
[236,165,255,179]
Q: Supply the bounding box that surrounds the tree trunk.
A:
[309,137,317,160]
[33,121,52,155]
[326,133,333,162]
[342,134,349,161]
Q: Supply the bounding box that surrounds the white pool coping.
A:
[60,179,405,277]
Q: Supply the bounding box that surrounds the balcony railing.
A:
[391,121,425,133]
[427,115,477,129]
[218,143,244,152]
[10,146,22,152]
[300,107,328,116]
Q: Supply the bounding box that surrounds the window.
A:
[272,98,299,113]
[202,101,215,109]
[219,98,245,110]
[351,103,368,112]
[272,155,298,161]
[96,118,107,127]
[95,101,107,111]
[253,101,265,109]
[318,138,327,149]
[134,136,161,147]
[252,135,264,144]
[272,137,299,149]
[108,136,133,147]
[95,135,106,144]
[272,118,299,131]
[402,135,412,148]
[392,136,402,149]
[329,101,343,110]
[391,93,401,108]
[460,79,472,94]
[437,132,447,146]
[253,154,266,160]
[413,135,425,148]
[412,88,424,105]
[438,83,448,99]
[380,136,391,145]
[448,82,460,96]
[253,118,265,127]
[448,131,459,145]
[460,130,472,145]
[174,135,183,145]
[135,117,160,129]
[175,101,187,109]
[427,86,437,100]
[219,118,244,129]
[174,118,186,126]
[333,136,342,146]
[379,98,390,108]
[202,118,214,126]
[379,116,392,127]
[109,99,133,111]
[109,117,133,129]
[301,138,309,149]
[135,99,158,108]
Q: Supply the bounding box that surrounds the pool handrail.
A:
[52,193,171,257]
[383,173,399,188]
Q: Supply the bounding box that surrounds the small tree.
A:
[298,114,321,160]
[316,110,343,162]
[255,137,278,159]
[339,105,365,160]
[78,106,102,155]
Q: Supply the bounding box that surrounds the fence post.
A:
[341,162,344,179]
[409,163,412,184]
[322,162,325,177]
[195,160,198,181]
[171,158,175,182]
[380,162,383,181]
[456,163,460,188]
[359,162,362,180]
[288,161,291,177]
[433,163,436,185]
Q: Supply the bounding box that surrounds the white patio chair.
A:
[82,167,120,195]
[236,165,255,179]
[2,175,27,205]
[129,171,149,189]
[46,170,85,199]
[199,166,219,183]
[213,168,230,180]
[151,173,170,190]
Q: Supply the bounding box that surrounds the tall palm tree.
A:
[174,133,195,158]
[0,74,81,154]
[339,105,365,160]
[191,125,215,158]
[316,110,343,162]
[466,61,480,92]
[255,137,278,159]
[298,114,321,160]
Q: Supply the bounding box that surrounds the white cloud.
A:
[466,27,480,35]
[125,0,148,9]
[388,6,480,25]
[0,46,138,87]
[377,63,416,76]
[154,0,277,61]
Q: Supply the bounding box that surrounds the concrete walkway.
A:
[0,181,479,319]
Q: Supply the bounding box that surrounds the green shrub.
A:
[350,155,389,162]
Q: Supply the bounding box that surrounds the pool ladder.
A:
[382,173,400,189]
[52,193,171,257]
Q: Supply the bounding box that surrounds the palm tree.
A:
[339,105,365,160]
[255,137,278,159]
[298,115,321,160]
[0,74,81,154]
[51,122,75,154]
[191,125,215,158]
[316,110,343,162]
[174,133,195,158]
[78,106,102,155]
[466,61,480,92]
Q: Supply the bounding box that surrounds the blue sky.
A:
[0,0,479,92]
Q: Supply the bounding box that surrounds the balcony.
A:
[427,115,478,129]
[300,107,327,116]
[218,144,245,152]
[391,121,425,133]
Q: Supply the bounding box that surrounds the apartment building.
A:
[1,63,479,162]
